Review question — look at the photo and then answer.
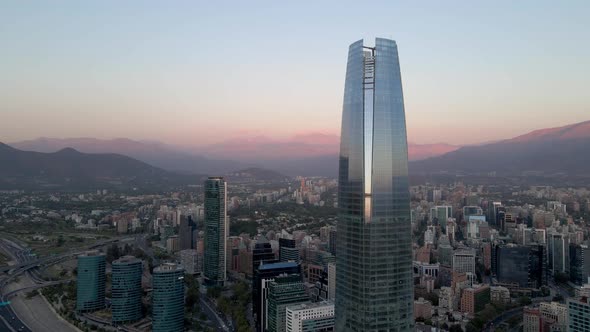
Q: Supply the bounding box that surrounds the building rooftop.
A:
[154,262,184,273]
[286,300,334,311]
[113,255,141,264]
[259,261,298,271]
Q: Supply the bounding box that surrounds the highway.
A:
[0,236,123,332]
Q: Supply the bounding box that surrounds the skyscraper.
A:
[179,215,197,250]
[336,38,413,331]
[152,263,185,332]
[76,250,106,312]
[111,256,143,324]
[279,238,299,263]
[254,262,301,331]
[204,177,228,286]
[267,274,309,332]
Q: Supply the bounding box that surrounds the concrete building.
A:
[76,251,106,312]
[111,256,142,324]
[523,307,542,332]
[460,285,490,314]
[152,263,185,332]
[286,301,334,332]
[327,263,335,301]
[180,249,200,275]
[452,250,476,274]
[414,297,432,320]
[166,235,179,253]
[490,286,511,305]
[568,296,590,332]
[539,301,568,331]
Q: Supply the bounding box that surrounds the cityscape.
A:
[1,2,590,332]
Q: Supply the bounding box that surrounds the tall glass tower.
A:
[152,263,185,332]
[204,176,228,286]
[335,38,414,331]
[76,250,106,312]
[112,256,143,324]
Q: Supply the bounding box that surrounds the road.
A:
[198,297,230,332]
[0,236,123,332]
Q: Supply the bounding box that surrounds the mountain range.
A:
[0,143,200,190]
[6,120,590,179]
[411,120,590,176]
[9,135,458,176]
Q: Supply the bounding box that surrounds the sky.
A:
[1,1,589,147]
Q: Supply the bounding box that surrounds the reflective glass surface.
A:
[336,38,413,331]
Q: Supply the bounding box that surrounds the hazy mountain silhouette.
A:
[0,143,200,190]
[10,137,249,174]
[411,120,590,175]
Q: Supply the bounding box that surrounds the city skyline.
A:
[2,1,589,146]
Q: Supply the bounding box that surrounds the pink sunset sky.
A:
[1,2,589,147]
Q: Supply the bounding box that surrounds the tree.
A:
[519,296,532,306]
[449,324,463,332]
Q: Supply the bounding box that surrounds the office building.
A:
[286,301,335,332]
[570,244,590,286]
[336,38,413,331]
[549,233,570,274]
[152,263,185,332]
[327,263,336,301]
[460,285,490,314]
[204,177,228,286]
[76,251,106,312]
[452,250,476,274]
[253,236,278,328]
[414,298,433,320]
[431,206,453,231]
[180,249,200,275]
[490,286,510,304]
[254,262,300,331]
[568,296,590,332]
[267,274,309,332]
[494,244,546,289]
[166,235,179,253]
[179,215,197,250]
[112,256,143,324]
[279,238,300,263]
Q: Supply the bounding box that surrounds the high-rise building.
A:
[111,256,143,324]
[152,263,185,332]
[286,301,335,332]
[569,244,590,286]
[550,233,570,274]
[431,206,453,231]
[327,263,336,301]
[336,38,413,331]
[76,251,106,312]
[460,285,490,314]
[204,176,228,286]
[179,215,197,250]
[279,238,299,263]
[494,244,546,289]
[568,296,590,332]
[267,274,309,332]
[254,262,300,331]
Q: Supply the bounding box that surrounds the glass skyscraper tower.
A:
[335,38,413,331]
[204,176,228,286]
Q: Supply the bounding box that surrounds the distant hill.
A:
[10,137,249,175]
[224,167,290,182]
[411,120,590,176]
[0,143,201,190]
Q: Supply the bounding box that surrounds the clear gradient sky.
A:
[1,1,589,146]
